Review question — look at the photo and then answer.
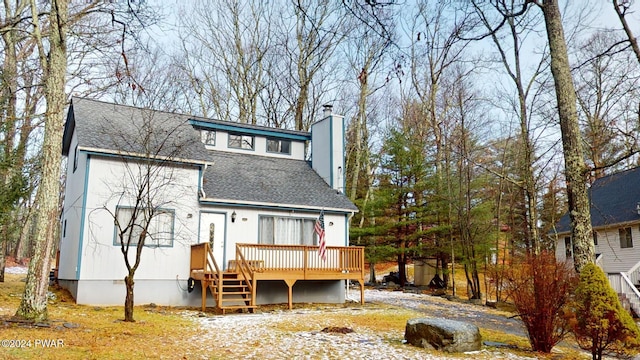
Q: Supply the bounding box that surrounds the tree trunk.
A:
[541,0,594,272]
[124,274,135,322]
[16,0,68,322]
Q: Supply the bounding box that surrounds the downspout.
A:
[345,211,357,302]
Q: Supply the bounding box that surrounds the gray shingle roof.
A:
[555,167,640,233]
[64,97,358,212]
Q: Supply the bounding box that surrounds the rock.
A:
[63,322,80,329]
[404,317,481,352]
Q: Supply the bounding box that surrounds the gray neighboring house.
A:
[554,166,640,313]
[58,97,360,309]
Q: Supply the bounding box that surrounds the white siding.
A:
[79,157,201,281]
[202,130,306,159]
[59,132,86,280]
[222,208,348,268]
[311,115,345,192]
[594,226,640,273]
[556,225,640,274]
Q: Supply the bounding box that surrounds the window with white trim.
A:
[228,133,254,150]
[564,236,572,258]
[201,130,216,145]
[114,206,175,247]
[267,138,291,154]
[620,227,633,248]
[259,216,316,245]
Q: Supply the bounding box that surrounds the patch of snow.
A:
[184,290,534,359]
[5,266,27,274]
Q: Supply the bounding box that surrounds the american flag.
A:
[315,210,326,261]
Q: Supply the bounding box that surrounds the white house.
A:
[554,167,640,314]
[58,98,361,311]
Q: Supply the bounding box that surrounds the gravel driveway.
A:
[364,289,527,337]
[185,289,538,360]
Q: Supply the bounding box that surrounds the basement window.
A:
[620,227,633,249]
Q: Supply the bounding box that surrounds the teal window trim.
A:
[228,133,255,151]
[189,119,310,141]
[266,137,292,155]
[112,206,176,248]
[201,130,216,146]
[257,214,316,245]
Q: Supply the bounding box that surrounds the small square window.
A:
[267,138,291,154]
[229,133,254,150]
[201,130,216,146]
[620,227,633,248]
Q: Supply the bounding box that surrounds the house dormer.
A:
[189,118,311,160]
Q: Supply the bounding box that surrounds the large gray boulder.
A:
[404,317,481,352]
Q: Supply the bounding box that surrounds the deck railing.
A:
[235,243,365,276]
[190,243,223,296]
[235,246,254,295]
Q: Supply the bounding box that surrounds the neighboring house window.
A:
[564,236,572,258]
[258,216,315,245]
[63,220,67,238]
[201,130,216,145]
[73,144,79,172]
[228,133,254,150]
[619,227,633,248]
[114,206,175,247]
[593,231,598,246]
[266,138,291,154]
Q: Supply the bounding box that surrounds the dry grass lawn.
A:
[1,274,200,359]
[0,273,588,359]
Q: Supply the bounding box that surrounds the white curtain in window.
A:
[259,216,315,245]
[259,217,274,244]
[115,207,174,246]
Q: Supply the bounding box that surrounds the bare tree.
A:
[574,32,640,177]
[176,0,271,123]
[16,0,69,321]
[613,0,640,64]
[89,103,196,322]
[538,0,594,271]
[473,0,549,254]
[404,0,473,283]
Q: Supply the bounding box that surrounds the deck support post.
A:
[201,280,207,311]
[358,280,365,304]
[284,279,297,310]
[252,277,257,308]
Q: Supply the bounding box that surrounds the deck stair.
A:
[190,242,366,314]
[208,271,255,314]
[190,243,255,314]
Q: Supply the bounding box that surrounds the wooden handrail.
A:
[235,243,365,273]
[235,246,254,295]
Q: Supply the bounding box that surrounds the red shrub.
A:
[505,251,578,353]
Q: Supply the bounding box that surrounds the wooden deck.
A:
[190,243,365,313]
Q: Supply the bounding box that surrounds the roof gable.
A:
[65,97,357,213]
[555,167,640,233]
